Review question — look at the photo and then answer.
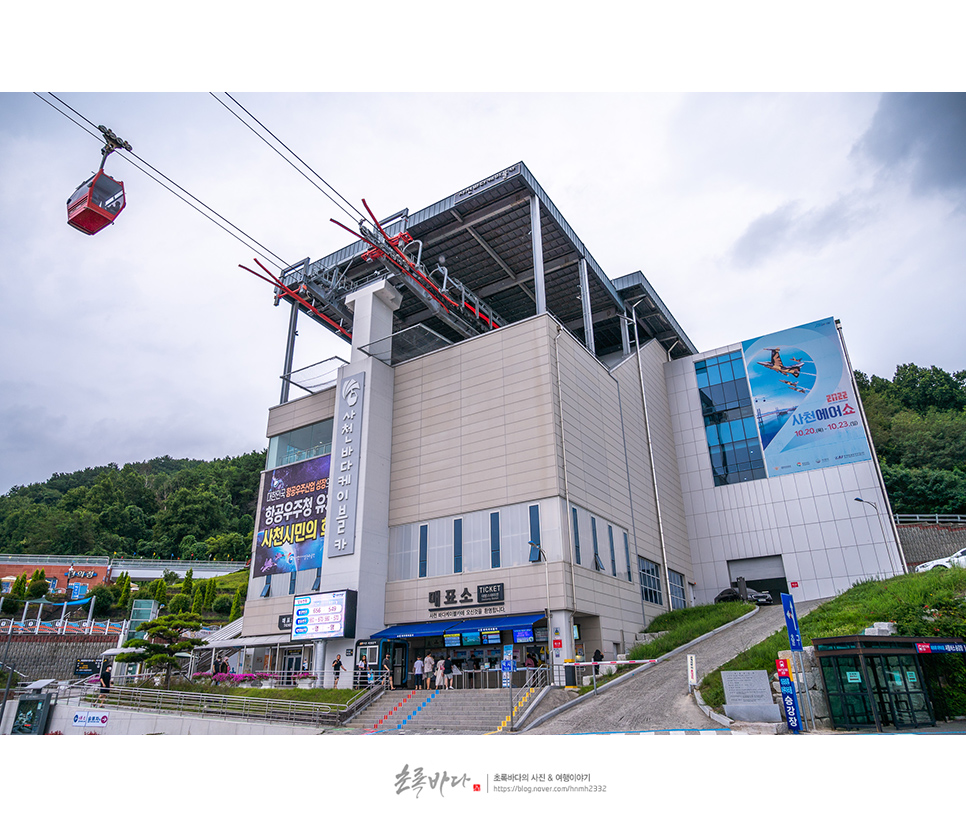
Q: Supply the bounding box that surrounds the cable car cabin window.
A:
[92,176,124,213]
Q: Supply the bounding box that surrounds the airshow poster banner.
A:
[253,456,330,578]
[741,317,872,478]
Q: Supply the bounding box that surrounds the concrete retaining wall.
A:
[898,524,966,567]
[2,700,324,735]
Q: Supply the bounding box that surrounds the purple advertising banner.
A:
[253,456,330,578]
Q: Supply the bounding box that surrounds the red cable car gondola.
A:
[67,125,132,236]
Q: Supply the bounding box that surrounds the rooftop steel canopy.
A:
[276,162,696,368]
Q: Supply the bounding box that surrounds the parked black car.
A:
[713,587,773,605]
[713,587,742,603]
[745,588,773,605]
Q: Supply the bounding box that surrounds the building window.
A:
[288,571,297,595]
[639,558,662,605]
[572,508,581,565]
[266,418,334,468]
[669,570,687,610]
[312,566,321,591]
[419,524,428,578]
[490,512,501,569]
[454,518,463,574]
[694,351,766,487]
[528,504,542,562]
[591,517,604,571]
[260,575,271,598]
[624,532,632,583]
[608,525,617,576]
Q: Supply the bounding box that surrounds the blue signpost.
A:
[780,593,813,731]
[781,593,803,651]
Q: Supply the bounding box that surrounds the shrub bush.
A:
[212,595,233,615]
[167,593,191,614]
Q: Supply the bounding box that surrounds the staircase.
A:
[344,686,542,734]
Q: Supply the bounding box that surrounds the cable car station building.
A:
[226,162,904,687]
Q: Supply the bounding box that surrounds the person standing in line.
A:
[331,654,344,687]
[435,657,446,690]
[413,655,424,689]
[423,653,435,690]
[443,654,454,690]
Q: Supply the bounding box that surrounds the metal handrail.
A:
[57,684,349,727]
[0,618,126,636]
[0,554,248,571]
[894,514,966,525]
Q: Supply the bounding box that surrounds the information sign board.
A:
[290,589,357,640]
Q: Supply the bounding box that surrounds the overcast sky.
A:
[1,91,963,494]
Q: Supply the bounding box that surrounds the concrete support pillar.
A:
[530,195,546,315]
[280,302,299,405]
[578,258,595,355]
[346,279,402,364]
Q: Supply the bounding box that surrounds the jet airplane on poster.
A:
[757,348,805,378]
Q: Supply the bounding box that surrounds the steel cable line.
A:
[211,92,367,228]
[36,92,290,271]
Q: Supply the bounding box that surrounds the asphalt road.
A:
[522,599,824,734]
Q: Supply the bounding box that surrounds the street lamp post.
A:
[528,541,552,685]
[854,497,904,575]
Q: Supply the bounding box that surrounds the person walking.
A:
[97,662,112,705]
[413,655,424,689]
[423,653,435,689]
[331,654,344,687]
[357,655,369,688]
[592,648,603,677]
[382,656,394,690]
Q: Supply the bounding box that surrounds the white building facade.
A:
[218,163,904,688]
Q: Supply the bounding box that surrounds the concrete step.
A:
[345,688,541,732]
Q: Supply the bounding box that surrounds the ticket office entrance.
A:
[814,636,966,732]
[354,639,409,688]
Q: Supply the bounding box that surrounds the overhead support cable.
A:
[209,92,367,229]
[35,92,290,271]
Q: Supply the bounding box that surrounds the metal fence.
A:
[54,683,356,728]
[1,618,126,635]
[895,514,966,526]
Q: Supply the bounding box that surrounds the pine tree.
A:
[182,568,194,598]
[191,585,203,614]
[229,587,243,621]
[10,572,28,598]
[117,572,131,610]
[115,612,207,689]
[204,578,217,609]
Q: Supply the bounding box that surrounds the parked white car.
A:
[914,547,966,573]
